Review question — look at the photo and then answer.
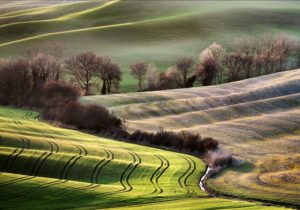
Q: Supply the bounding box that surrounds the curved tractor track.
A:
[119,152,141,193]
[178,156,197,195]
[150,154,169,194]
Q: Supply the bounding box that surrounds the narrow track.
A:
[119,152,141,192]
[153,154,169,194]
[149,155,164,194]
[178,156,196,194]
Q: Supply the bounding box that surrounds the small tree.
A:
[175,57,195,88]
[0,59,32,106]
[130,62,147,91]
[146,63,159,90]
[98,57,122,95]
[223,52,244,82]
[65,51,100,95]
[23,43,64,99]
[196,43,225,85]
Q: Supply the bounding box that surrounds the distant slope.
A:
[0,106,286,209]
[0,1,300,91]
[82,69,300,207]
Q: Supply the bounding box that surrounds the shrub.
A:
[204,150,232,168]
[43,81,80,104]
[128,129,219,155]
[0,59,32,106]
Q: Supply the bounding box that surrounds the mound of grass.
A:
[81,69,300,207]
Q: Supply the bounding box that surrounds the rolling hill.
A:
[81,69,300,207]
[0,106,287,210]
[0,0,300,91]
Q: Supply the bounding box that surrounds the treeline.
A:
[1,33,299,97]
[137,33,300,91]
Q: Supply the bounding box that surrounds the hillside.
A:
[82,69,300,207]
[0,106,289,209]
[0,0,300,91]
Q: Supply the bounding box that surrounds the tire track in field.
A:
[178,156,196,194]
[0,139,59,186]
[119,152,141,192]
[150,154,169,194]
[152,155,170,194]
[4,138,28,172]
[93,149,113,184]
[184,157,197,194]
[0,144,86,199]
[30,140,59,177]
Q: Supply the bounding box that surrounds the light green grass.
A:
[0,106,287,209]
[0,1,300,92]
[81,69,300,207]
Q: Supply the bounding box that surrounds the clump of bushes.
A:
[128,129,219,155]
[204,149,233,168]
[42,81,122,132]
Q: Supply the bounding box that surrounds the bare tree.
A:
[97,57,122,95]
[65,51,100,95]
[130,62,147,91]
[197,44,225,86]
[234,38,255,78]
[199,43,225,84]
[223,52,244,82]
[23,43,64,92]
[0,59,32,106]
[175,57,195,88]
[254,33,295,74]
[146,63,159,90]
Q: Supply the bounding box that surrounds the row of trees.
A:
[1,33,299,98]
[131,33,300,91]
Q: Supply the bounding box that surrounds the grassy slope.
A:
[0,1,300,92]
[81,69,300,207]
[0,107,285,210]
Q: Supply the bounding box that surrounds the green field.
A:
[82,69,300,207]
[0,106,287,209]
[0,0,300,91]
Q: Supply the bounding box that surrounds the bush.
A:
[42,81,80,121]
[204,150,232,168]
[128,129,219,155]
[81,104,113,131]
[0,59,32,106]
[43,81,79,105]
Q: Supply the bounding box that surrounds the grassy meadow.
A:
[0,106,287,210]
[0,1,300,91]
[82,69,300,207]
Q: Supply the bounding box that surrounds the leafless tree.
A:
[65,51,100,95]
[197,43,225,86]
[0,59,32,106]
[223,52,244,82]
[175,57,195,88]
[199,43,225,84]
[97,57,122,95]
[234,38,255,78]
[146,63,159,90]
[130,62,147,91]
[23,43,64,92]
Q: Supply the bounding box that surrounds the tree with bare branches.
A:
[175,57,195,88]
[65,51,100,95]
[98,57,122,95]
[130,62,147,91]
